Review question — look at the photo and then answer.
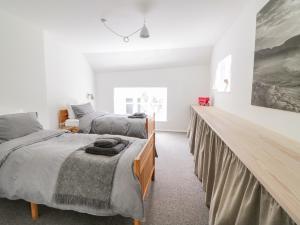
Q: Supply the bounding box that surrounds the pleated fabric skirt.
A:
[187,109,297,225]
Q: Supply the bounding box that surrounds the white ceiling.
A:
[0,0,247,53]
[86,46,212,72]
[0,0,247,70]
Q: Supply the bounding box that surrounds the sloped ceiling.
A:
[0,0,247,70]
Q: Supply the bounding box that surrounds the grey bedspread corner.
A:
[79,112,147,139]
[111,138,146,219]
[126,117,147,139]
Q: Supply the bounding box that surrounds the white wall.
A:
[44,33,95,128]
[0,11,95,128]
[95,66,210,131]
[0,10,49,126]
[210,0,300,142]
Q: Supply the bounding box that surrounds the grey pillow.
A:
[71,103,95,118]
[0,112,43,142]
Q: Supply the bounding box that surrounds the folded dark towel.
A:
[85,138,130,156]
[133,113,146,117]
[94,137,121,148]
[128,116,146,119]
[128,112,147,119]
[86,143,126,156]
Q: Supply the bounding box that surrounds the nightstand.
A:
[61,126,80,133]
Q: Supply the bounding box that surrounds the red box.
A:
[198,97,210,106]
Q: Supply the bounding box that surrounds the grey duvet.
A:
[79,112,147,139]
[0,130,145,220]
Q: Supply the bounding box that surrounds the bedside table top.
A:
[61,126,80,133]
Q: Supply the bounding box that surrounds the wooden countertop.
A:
[192,105,300,225]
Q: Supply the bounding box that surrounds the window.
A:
[213,55,232,92]
[114,87,167,121]
[126,98,134,114]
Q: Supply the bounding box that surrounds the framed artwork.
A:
[251,0,300,113]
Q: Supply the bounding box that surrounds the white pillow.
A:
[71,103,95,118]
[65,119,79,127]
[66,104,76,119]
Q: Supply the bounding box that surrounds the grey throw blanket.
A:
[79,112,147,139]
[54,147,123,209]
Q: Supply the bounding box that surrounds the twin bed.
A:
[59,103,155,139]
[0,109,156,225]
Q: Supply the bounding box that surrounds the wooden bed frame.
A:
[30,110,156,225]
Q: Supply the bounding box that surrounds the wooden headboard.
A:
[58,109,68,128]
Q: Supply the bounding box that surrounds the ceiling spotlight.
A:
[140,24,150,38]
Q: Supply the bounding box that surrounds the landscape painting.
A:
[251,0,300,113]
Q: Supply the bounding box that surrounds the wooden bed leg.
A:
[151,168,155,181]
[30,203,39,220]
[152,138,156,182]
[133,219,141,225]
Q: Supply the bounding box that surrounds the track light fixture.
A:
[101,17,150,43]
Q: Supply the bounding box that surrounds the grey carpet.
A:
[0,132,209,225]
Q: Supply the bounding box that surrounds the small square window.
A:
[114,87,167,122]
[213,55,232,92]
